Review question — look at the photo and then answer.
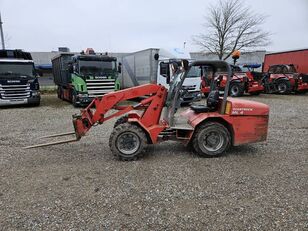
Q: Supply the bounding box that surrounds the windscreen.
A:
[79,60,116,75]
[0,62,35,78]
[186,66,201,78]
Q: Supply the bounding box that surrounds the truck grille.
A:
[182,85,197,92]
[86,79,115,97]
[0,84,31,99]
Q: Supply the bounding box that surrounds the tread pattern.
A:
[192,122,231,158]
[230,82,245,97]
[109,123,148,161]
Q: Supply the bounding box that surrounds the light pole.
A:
[0,12,5,49]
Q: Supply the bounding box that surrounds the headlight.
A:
[32,91,40,96]
[78,94,88,98]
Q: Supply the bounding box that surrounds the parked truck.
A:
[0,49,40,106]
[118,48,202,103]
[52,49,120,107]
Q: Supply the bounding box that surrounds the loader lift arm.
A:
[25,84,168,149]
[73,84,168,139]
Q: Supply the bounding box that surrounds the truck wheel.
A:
[113,116,128,128]
[71,91,79,107]
[109,123,148,161]
[57,87,62,99]
[277,80,291,94]
[229,83,244,97]
[192,122,231,157]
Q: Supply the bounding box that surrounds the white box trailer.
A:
[118,48,201,103]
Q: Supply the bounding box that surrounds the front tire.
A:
[192,122,231,157]
[113,116,128,128]
[109,123,148,161]
[229,82,244,97]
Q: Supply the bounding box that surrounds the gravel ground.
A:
[0,94,307,230]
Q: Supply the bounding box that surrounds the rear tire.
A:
[192,122,231,157]
[276,80,291,94]
[57,86,62,99]
[109,123,148,161]
[229,82,244,97]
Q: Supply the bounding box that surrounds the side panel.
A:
[182,107,269,146]
[52,54,74,87]
[263,50,308,73]
[119,49,159,89]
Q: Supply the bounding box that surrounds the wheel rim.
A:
[200,130,224,153]
[278,83,287,93]
[116,132,140,155]
[231,85,239,96]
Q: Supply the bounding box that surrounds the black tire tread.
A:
[229,82,245,97]
[192,122,231,158]
[109,123,148,161]
[113,115,129,128]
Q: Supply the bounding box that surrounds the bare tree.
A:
[193,0,271,60]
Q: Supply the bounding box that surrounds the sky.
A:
[0,0,307,52]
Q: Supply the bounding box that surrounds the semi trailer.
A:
[118,48,202,103]
[52,49,120,107]
[0,49,40,106]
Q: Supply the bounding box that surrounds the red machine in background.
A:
[26,61,269,161]
[260,64,308,94]
[262,49,308,94]
[201,64,264,97]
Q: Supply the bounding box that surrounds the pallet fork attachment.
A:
[24,131,81,149]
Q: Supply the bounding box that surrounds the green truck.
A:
[52,50,120,106]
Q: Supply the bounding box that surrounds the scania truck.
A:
[118,48,202,103]
[0,49,40,106]
[52,49,120,107]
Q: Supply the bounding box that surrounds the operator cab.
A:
[164,60,232,126]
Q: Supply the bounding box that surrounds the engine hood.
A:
[228,98,269,116]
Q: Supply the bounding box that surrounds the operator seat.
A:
[190,90,220,113]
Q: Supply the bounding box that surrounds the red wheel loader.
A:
[25,61,269,161]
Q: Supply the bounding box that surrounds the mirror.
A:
[118,62,122,73]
